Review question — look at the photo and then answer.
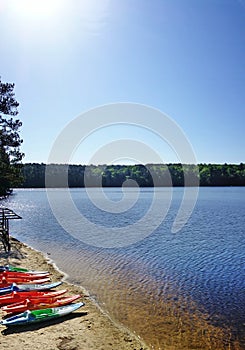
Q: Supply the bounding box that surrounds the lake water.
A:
[1,187,245,348]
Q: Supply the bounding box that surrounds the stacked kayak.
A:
[0,264,48,274]
[0,281,63,295]
[0,289,68,306]
[0,264,85,327]
[2,294,81,313]
[0,303,84,326]
[0,270,50,286]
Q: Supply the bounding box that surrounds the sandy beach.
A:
[0,238,149,350]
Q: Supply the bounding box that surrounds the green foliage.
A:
[199,163,245,186]
[0,78,24,196]
[21,163,245,188]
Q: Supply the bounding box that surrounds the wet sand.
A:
[0,238,149,350]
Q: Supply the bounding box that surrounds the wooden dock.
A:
[0,208,22,252]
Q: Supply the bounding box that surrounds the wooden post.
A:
[0,208,22,252]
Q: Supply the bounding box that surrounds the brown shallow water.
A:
[44,244,243,350]
[0,238,149,350]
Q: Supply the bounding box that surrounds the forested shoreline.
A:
[20,163,245,187]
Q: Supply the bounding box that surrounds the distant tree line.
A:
[20,163,245,188]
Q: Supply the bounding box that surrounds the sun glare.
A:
[10,0,63,19]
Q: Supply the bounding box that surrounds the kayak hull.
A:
[0,277,50,287]
[0,281,60,295]
[0,302,85,326]
[2,294,81,313]
[0,265,48,274]
[0,271,49,279]
[0,289,67,306]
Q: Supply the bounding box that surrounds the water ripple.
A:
[2,187,245,348]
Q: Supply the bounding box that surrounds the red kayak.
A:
[0,289,67,306]
[0,277,51,287]
[0,271,49,279]
[2,294,81,313]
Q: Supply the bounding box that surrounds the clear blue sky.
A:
[0,0,244,164]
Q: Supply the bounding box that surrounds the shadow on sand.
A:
[0,237,26,260]
[1,311,88,335]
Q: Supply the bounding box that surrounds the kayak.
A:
[0,265,48,274]
[0,281,62,295]
[0,271,49,278]
[0,277,51,286]
[0,302,85,326]
[2,294,81,313]
[0,289,68,306]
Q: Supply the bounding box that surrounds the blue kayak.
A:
[0,281,62,295]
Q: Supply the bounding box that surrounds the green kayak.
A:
[0,265,48,274]
[0,302,84,326]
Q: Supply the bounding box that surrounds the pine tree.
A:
[0,77,24,197]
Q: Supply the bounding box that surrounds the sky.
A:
[0,0,244,165]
